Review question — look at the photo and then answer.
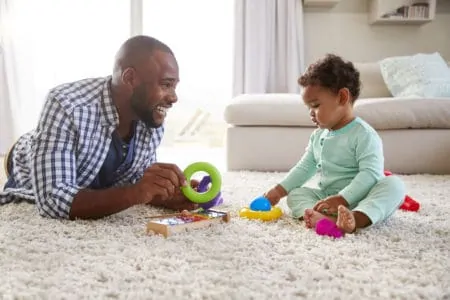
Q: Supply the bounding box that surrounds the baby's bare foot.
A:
[336,205,356,233]
[304,209,314,228]
[304,209,336,229]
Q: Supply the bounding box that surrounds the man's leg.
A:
[3,142,18,189]
[4,142,17,178]
[337,176,406,233]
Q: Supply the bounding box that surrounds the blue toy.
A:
[249,196,272,211]
[239,196,283,221]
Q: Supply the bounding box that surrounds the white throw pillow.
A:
[379,52,450,98]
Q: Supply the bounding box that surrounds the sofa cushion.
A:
[379,52,450,98]
[224,93,450,130]
[355,97,450,130]
[225,93,310,127]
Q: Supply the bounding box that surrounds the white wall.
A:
[303,0,450,65]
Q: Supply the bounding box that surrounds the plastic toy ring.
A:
[181,162,222,204]
[238,206,283,221]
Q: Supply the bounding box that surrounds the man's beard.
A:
[130,85,161,128]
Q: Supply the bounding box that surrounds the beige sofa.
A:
[224,63,450,174]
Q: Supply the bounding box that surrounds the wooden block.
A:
[146,209,231,237]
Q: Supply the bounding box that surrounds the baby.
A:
[264,54,406,234]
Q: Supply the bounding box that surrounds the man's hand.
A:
[136,163,187,204]
[264,184,288,206]
[150,179,200,211]
[313,195,349,216]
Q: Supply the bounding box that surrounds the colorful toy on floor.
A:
[400,195,420,212]
[239,196,283,221]
[250,196,271,211]
[181,162,222,204]
[384,170,420,212]
[315,218,344,239]
[147,209,231,237]
[196,175,224,210]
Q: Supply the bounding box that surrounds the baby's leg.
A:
[286,187,328,228]
[337,176,406,233]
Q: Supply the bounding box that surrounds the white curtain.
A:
[0,0,235,152]
[233,0,305,96]
[0,0,130,154]
[0,0,33,154]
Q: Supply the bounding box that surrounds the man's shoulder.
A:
[48,77,110,111]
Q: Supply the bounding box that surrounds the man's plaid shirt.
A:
[0,77,163,219]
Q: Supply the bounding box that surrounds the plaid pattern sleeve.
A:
[1,77,163,219]
[31,93,80,218]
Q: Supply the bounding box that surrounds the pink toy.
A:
[315,219,344,238]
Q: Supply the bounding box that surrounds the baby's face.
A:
[302,85,345,130]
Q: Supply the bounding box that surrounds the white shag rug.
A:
[1,171,450,300]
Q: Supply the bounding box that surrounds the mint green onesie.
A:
[280,117,405,225]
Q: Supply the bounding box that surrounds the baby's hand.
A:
[264,184,287,206]
[313,195,349,216]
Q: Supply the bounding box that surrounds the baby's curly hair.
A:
[298,54,361,103]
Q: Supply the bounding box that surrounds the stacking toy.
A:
[239,196,283,221]
[249,196,271,211]
[196,175,223,210]
[181,162,222,204]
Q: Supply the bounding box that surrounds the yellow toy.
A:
[239,206,282,221]
[238,196,283,221]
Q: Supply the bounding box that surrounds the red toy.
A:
[384,170,420,212]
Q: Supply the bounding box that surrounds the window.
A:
[4,0,130,135]
[143,0,233,148]
[4,0,232,148]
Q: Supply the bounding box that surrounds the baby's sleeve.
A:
[338,128,384,205]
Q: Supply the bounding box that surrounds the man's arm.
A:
[31,95,79,219]
[69,186,142,219]
[71,163,190,219]
[338,130,384,206]
[31,95,146,219]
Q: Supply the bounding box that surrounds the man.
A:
[1,35,199,220]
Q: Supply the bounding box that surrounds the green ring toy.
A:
[181,162,222,204]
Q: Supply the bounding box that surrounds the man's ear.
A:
[121,67,138,88]
[338,88,351,105]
